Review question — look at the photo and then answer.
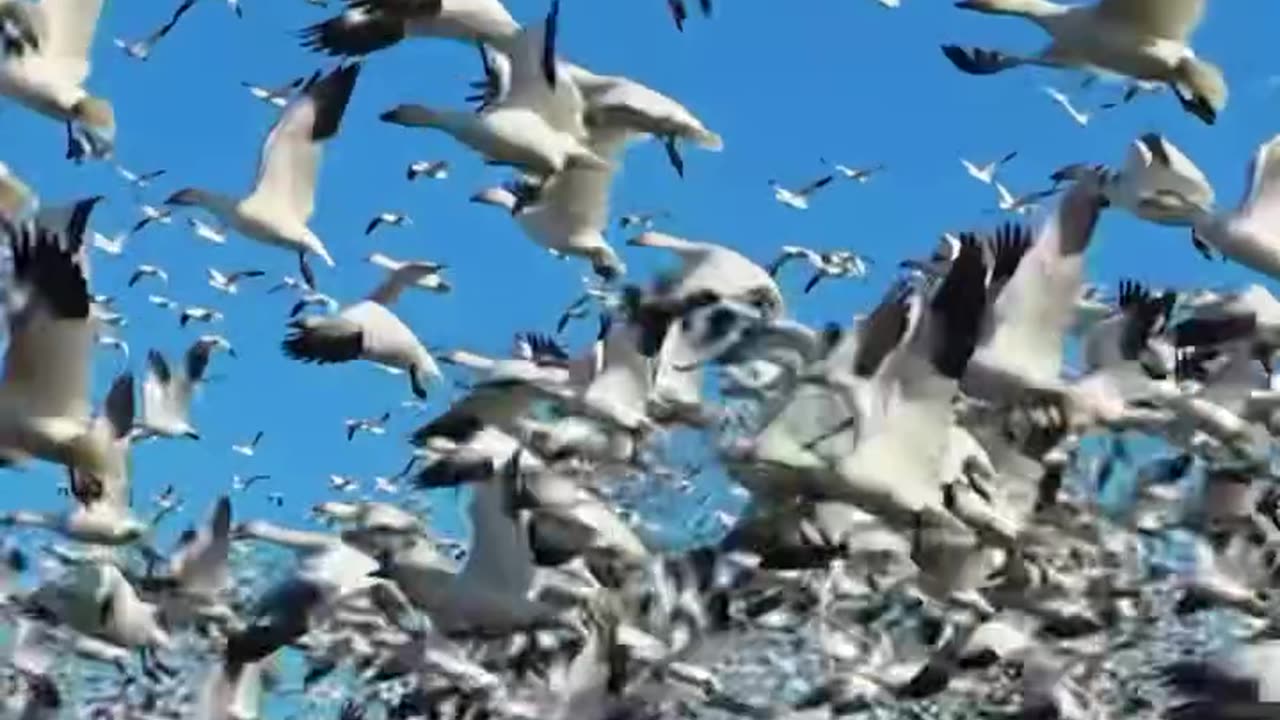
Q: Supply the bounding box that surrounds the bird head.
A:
[1174,57,1227,126]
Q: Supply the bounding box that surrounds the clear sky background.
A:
[1,0,1278,544]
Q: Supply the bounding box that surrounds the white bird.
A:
[365,211,412,236]
[381,6,607,179]
[1190,134,1280,281]
[944,0,1226,125]
[241,75,305,108]
[407,159,449,181]
[231,473,267,492]
[1055,133,1214,229]
[139,335,235,440]
[628,231,785,315]
[148,294,177,310]
[345,411,391,440]
[0,198,139,503]
[0,370,143,545]
[995,180,1056,215]
[165,64,363,271]
[95,334,129,361]
[282,260,445,398]
[1042,85,1092,126]
[828,239,989,531]
[767,245,874,293]
[127,264,168,288]
[568,63,724,177]
[231,431,263,457]
[829,162,886,183]
[0,0,116,158]
[961,151,1017,185]
[115,166,166,192]
[187,217,227,245]
[329,474,359,492]
[90,230,126,256]
[207,267,266,295]
[366,253,450,293]
[288,290,341,317]
[770,174,835,211]
[131,204,172,233]
[298,0,522,58]
[180,306,223,327]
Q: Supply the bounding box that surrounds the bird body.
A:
[0,0,116,158]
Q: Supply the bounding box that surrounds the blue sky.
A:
[1,0,1278,543]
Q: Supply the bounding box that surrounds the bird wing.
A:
[35,0,105,81]
[976,182,1103,385]
[1241,133,1280,224]
[1094,0,1205,42]
[245,64,361,224]
[1125,133,1215,213]
[142,349,187,431]
[0,199,96,421]
[799,174,835,196]
[499,3,586,138]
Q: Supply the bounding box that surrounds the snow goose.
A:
[241,75,305,108]
[390,472,559,636]
[179,305,224,327]
[567,64,723,176]
[111,0,195,61]
[282,258,444,398]
[829,237,988,529]
[300,0,521,58]
[961,151,1017,185]
[0,0,116,158]
[627,231,785,316]
[994,180,1056,215]
[1056,133,1214,227]
[231,431,263,456]
[365,211,411,236]
[207,267,266,294]
[1189,134,1280,281]
[0,373,143,545]
[165,64,363,271]
[40,563,173,666]
[345,410,390,440]
[469,130,630,281]
[943,0,1226,124]
[0,161,34,220]
[381,8,606,179]
[0,198,138,481]
[770,174,835,210]
[407,159,449,181]
[138,335,235,440]
[366,252,451,293]
[187,217,227,245]
[127,263,168,288]
[767,245,873,293]
[1042,85,1091,126]
[225,521,385,665]
[963,179,1105,410]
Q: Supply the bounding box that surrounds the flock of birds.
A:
[1,0,1280,719]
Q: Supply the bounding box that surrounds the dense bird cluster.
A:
[0,0,1277,719]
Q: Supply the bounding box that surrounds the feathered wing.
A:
[974,182,1103,385]
[1094,0,1205,42]
[244,64,361,224]
[1241,134,1280,225]
[0,199,97,422]
[36,0,106,84]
